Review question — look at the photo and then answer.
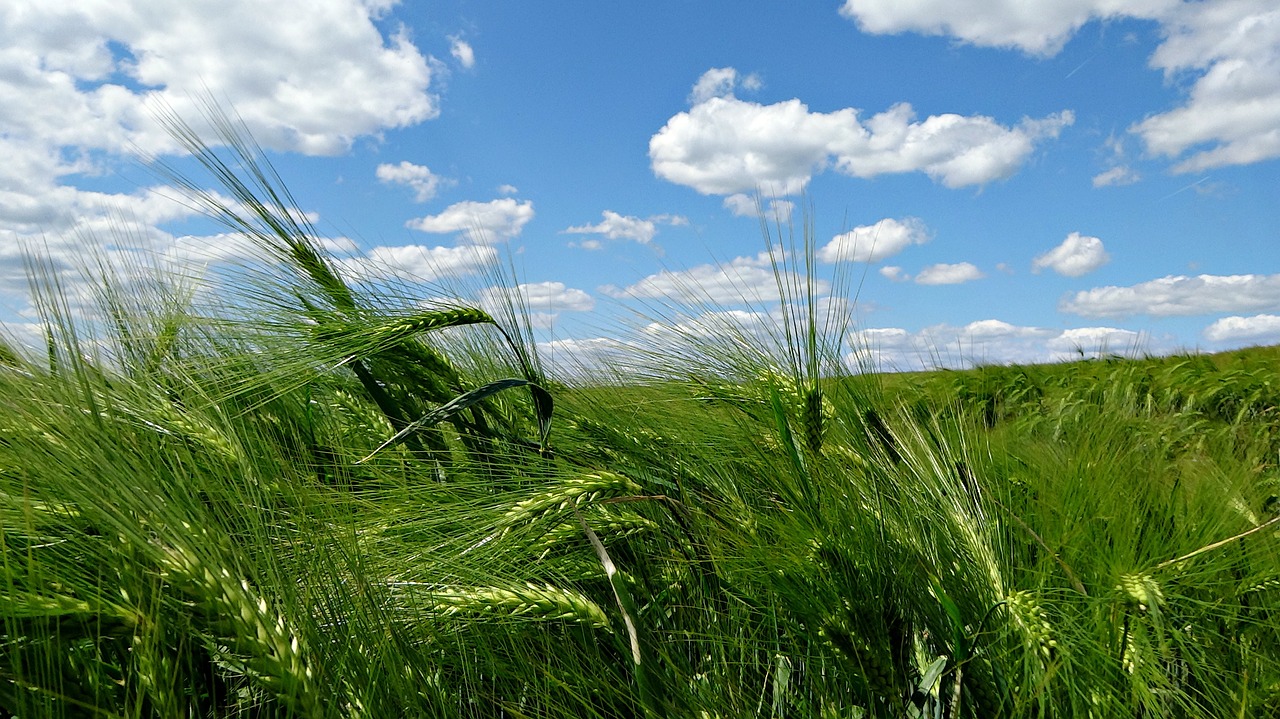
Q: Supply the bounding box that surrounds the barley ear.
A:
[803,384,825,454]
[159,541,325,719]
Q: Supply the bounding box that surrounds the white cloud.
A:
[689,67,761,104]
[496,184,519,195]
[348,243,497,283]
[627,297,858,373]
[0,0,445,322]
[963,319,1053,340]
[538,336,635,377]
[563,210,686,245]
[1032,232,1111,277]
[162,232,266,269]
[817,217,929,263]
[879,265,908,282]
[479,281,594,313]
[640,309,772,342]
[1092,165,1140,187]
[1132,1,1280,173]
[449,36,475,69]
[1203,313,1280,343]
[722,194,757,216]
[850,320,1149,371]
[1063,273,1280,318]
[376,161,450,202]
[603,250,830,305]
[407,198,535,243]
[650,88,1072,195]
[840,105,1075,188]
[1093,135,1141,187]
[689,67,739,104]
[838,0,1280,174]
[915,262,985,285]
[853,327,913,350]
[838,0,1176,56]
[723,194,795,222]
[1046,326,1144,356]
[0,0,439,158]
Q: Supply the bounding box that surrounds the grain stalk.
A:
[158,535,325,719]
[392,581,612,629]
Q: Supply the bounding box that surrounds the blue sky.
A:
[2,1,1278,371]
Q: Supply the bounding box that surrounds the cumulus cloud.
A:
[853,327,913,352]
[376,161,450,202]
[915,262,985,285]
[838,0,1280,173]
[162,232,278,269]
[625,297,858,374]
[850,320,1149,371]
[1203,313,1280,343]
[0,0,439,158]
[407,198,535,243]
[1032,232,1111,277]
[537,336,636,377]
[1062,273,1280,318]
[1092,165,1141,187]
[838,0,1176,56]
[964,319,1053,340]
[723,194,795,222]
[449,36,475,69]
[817,217,929,264]
[638,309,773,345]
[602,250,830,305]
[347,243,497,283]
[650,83,1073,194]
[0,0,444,321]
[689,67,761,104]
[1092,135,1142,187]
[1132,1,1280,173]
[1046,326,1144,356]
[563,211,687,246]
[479,281,595,313]
[879,266,908,282]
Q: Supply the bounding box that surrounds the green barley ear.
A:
[401,581,612,630]
[158,539,324,719]
[130,609,185,718]
[314,305,496,359]
[862,408,902,465]
[502,471,643,528]
[532,508,658,558]
[1117,572,1164,615]
[820,620,897,701]
[803,384,825,454]
[1004,590,1057,662]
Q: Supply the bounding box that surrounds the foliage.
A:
[3,116,1279,718]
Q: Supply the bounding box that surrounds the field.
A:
[3,119,1279,718]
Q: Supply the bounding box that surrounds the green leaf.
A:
[357,378,552,463]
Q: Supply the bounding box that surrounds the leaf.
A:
[357,378,553,463]
[917,655,948,695]
[528,382,554,453]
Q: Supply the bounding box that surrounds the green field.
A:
[4,120,1279,718]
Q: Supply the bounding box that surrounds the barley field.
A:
[3,118,1279,718]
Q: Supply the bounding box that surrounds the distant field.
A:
[3,120,1278,718]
